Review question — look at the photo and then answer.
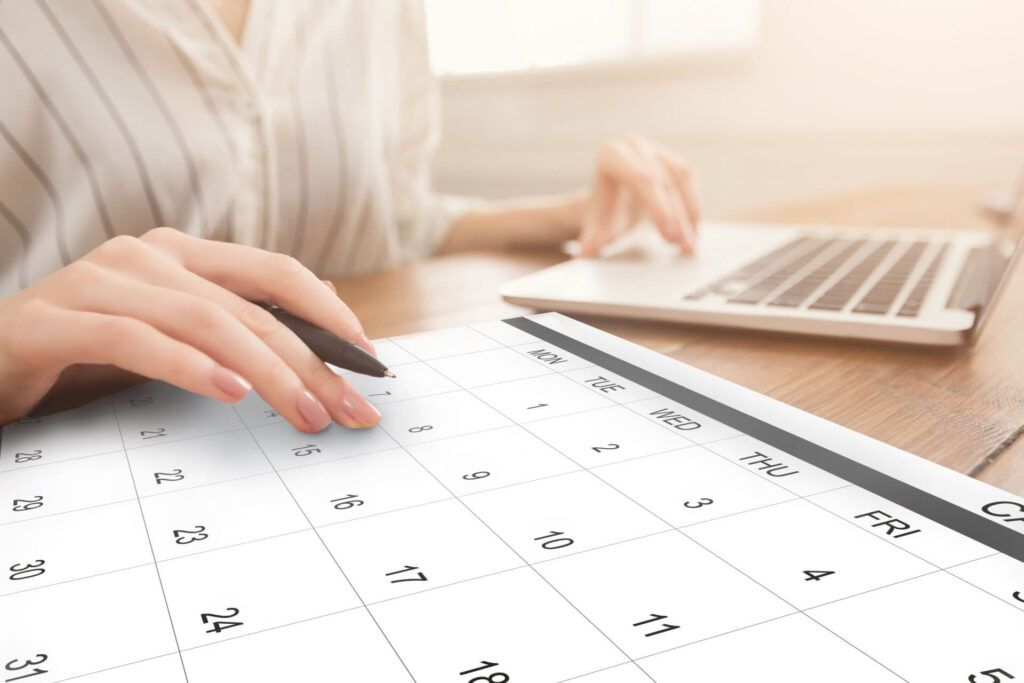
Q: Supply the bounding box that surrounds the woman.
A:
[0,0,700,433]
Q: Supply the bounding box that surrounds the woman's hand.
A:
[579,136,701,257]
[0,228,382,432]
[440,135,701,257]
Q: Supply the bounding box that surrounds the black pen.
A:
[256,302,395,378]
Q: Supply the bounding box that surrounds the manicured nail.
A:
[296,389,331,432]
[211,366,251,401]
[357,333,377,357]
[341,392,382,427]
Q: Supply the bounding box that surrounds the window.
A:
[425,0,761,77]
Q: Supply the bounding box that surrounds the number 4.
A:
[803,570,836,582]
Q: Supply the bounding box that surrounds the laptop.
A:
[500,221,1023,346]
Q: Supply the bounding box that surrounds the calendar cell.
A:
[705,434,847,496]
[376,391,511,446]
[249,419,396,470]
[74,654,186,683]
[538,532,791,658]
[110,380,199,413]
[470,319,541,346]
[320,498,522,603]
[429,347,553,388]
[341,361,459,405]
[525,406,686,467]
[0,450,135,524]
[809,571,1024,682]
[233,391,284,428]
[1,404,122,472]
[407,425,578,496]
[948,553,1024,612]
[513,339,595,372]
[626,396,738,446]
[686,499,934,609]
[116,398,243,450]
[0,500,151,596]
[641,613,902,682]
[160,530,360,648]
[365,337,420,366]
[472,373,616,423]
[372,567,626,682]
[464,470,668,563]
[562,366,659,405]
[140,473,308,560]
[280,448,450,527]
[128,429,272,497]
[183,609,413,683]
[0,565,177,682]
[810,484,993,568]
[594,447,797,527]
[393,326,502,360]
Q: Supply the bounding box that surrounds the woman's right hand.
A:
[0,228,383,432]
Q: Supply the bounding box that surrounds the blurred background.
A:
[426,0,1024,215]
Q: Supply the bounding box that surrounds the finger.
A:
[140,228,376,356]
[26,303,251,404]
[601,143,683,248]
[579,180,621,257]
[660,175,696,255]
[654,147,702,232]
[57,263,343,432]
[81,249,379,430]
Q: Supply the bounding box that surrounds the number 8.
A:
[469,675,509,683]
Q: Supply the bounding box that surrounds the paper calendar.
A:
[2,313,1023,682]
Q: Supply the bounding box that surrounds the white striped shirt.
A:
[0,0,476,296]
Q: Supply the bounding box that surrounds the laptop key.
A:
[809,241,897,311]
[852,242,927,315]
[897,245,948,317]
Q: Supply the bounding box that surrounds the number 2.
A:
[140,428,166,440]
[591,443,619,453]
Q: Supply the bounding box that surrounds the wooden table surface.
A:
[334,187,1024,496]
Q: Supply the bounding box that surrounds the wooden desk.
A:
[335,187,1024,496]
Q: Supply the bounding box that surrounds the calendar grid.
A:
[5,316,1024,682]
[224,402,420,682]
[386,326,914,681]
[110,402,191,683]
[515,324,1024,619]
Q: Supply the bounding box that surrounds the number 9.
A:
[462,471,490,481]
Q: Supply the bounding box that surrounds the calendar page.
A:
[2,313,1023,683]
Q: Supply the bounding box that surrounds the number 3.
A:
[683,498,714,509]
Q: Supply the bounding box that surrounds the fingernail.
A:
[211,366,251,401]
[322,279,337,294]
[341,391,382,427]
[357,333,377,357]
[296,389,331,432]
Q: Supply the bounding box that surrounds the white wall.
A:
[432,0,1024,216]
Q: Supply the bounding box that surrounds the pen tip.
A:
[383,370,396,378]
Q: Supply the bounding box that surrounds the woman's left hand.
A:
[579,136,702,257]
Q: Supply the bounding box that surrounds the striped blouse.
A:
[0,0,477,297]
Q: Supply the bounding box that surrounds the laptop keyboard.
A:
[684,237,947,316]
